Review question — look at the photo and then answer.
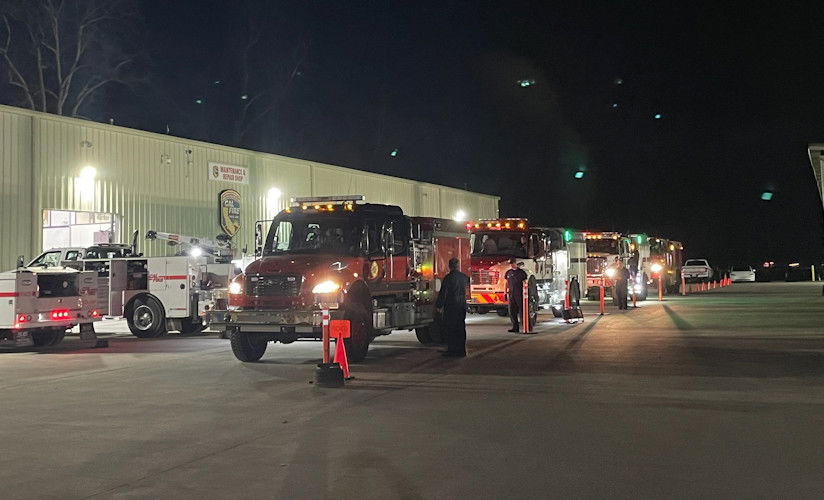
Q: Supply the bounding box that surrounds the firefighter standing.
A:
[435,257,470,357]
[505,257,528,332]
[614,260,630,310]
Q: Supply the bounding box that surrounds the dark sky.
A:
[34,1,824,265]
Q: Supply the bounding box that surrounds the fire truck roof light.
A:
[291,195,365,206]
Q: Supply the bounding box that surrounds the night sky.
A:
[6,1,824,266]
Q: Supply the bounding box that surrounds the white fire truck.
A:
[584,232,652,300]
[0,266,99,348]
[27,230,234,338]
[467,219,586,322]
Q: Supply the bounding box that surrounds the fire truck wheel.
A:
[528,278,538,330]
[344,303,372,363]
[179,318,206,335]
[128,296,167,338]
[230,331,268,362]
[638,274,649,301]
[415,320,443,345]
[31,328,64,347]
[496,309,509,317]
[48,328,66,346]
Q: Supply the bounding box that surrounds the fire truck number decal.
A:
[148,274,188,283]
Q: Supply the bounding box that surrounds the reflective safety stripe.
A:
[471,293,506,304]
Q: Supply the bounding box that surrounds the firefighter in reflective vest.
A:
[505,257,528,332]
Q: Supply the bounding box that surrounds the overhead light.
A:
[79,166,96,179]
[454,209,466,221]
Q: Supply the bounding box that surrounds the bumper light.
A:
[229,281,243,295]
[312,280,340,294]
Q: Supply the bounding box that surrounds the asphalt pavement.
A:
[2,282,823,499]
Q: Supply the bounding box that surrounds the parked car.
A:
[729,265,756,282]
[682,259,713,282]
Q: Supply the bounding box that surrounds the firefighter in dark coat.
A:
[614,260,631,310]
[505,257,529,332]
[435,257,470,357]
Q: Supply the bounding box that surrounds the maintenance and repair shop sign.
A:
[219,189,241,236]
[208,162,248,184]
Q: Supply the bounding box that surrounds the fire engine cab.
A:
[647,237,684,294]
[466,219,584,322]
[208,195,470,363]
[585,232,652,300]
[0,266,99,348]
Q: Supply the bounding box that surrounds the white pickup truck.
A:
[682,259,713,282]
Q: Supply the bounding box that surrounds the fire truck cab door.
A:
[381,216,410,282]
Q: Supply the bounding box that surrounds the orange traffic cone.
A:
[333,338,351,379]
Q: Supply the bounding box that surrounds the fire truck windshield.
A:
[470,231,528,257]
[586,239,620,255]
[265,213,361,256]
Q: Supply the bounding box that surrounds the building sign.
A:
[219,189,241,236]
[208,162,248,184]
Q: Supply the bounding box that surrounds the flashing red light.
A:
[90,309,100,318]
[465,222,473,230]
[16,313,27,323]
[51,309,70,320]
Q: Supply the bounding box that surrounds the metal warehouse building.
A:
[0,104,499,269]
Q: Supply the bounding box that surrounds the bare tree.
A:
[0,0,137,116]
[229,21,311,147]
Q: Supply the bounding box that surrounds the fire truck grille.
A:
[246,274,302,297]
[471,270,499,285]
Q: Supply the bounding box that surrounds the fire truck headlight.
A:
[650,263,663,273]
[229,281,243,295]
[605,268,617,279]
[190,247,203,257]
[312,280,340,294]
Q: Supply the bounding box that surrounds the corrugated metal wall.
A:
[0,104,499,268]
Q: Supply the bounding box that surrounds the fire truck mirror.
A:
[254,222,263,256]
[16,255,24,268]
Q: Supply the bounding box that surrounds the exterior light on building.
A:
[267,187,282,215]
[761,191,773,201]
[75,165,97,202]
[454,209,466,222]
[574,170,585,179]
[79,166,96,179]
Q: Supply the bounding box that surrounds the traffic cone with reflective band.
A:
[522,280,530,333]
[681,274,686,296]
[599,278,605,315]
[332,338,350,379]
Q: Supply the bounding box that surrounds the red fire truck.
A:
[208,196,470,362]
[465,219,585,323]
[647,237,684,294]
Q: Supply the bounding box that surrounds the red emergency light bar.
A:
[51,309,71,320]
[466,219,527,231]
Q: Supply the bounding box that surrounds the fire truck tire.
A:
[527,278,538,330]
[344,303,372,363]
[638,274,649,301]
[475,308,488,315]
[128,296,167,338]
[31,328,64,347]
[48,328,66,346]
[230,331,268,362]
[415,315,443,344]
[179,318,206,335]
[496,309,509,317]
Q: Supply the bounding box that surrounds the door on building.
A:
[42,210,120,251]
